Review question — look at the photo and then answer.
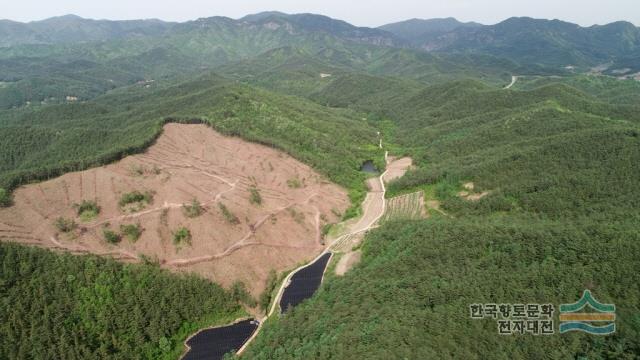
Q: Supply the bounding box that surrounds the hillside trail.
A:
[67,159,322,267]
[504,75,518,89]
[167,192,320,266]
[235,147,393,356]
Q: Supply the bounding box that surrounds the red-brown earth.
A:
[0,123,349,297]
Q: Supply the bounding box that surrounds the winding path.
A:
[504,75,518,89]
[234,150,390,355]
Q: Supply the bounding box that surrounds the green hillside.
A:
[245,218,640,358]
[0,13,401,109]
[512,74,640,104]
[379,17,482,45]
[0,15,175,47]
[0,242,247,359]
[245,76,640,358]
[419,17,640,70]
[1,13,581,110]
[0,74,381,217]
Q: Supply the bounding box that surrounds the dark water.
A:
[182,319,259,360]
[361,160,378,173]
[280,252,332,313]
[183,253,331,358]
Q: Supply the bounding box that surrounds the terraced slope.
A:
[0,124,349,296]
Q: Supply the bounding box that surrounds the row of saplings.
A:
[53,190,251,248]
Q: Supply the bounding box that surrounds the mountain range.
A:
[2,12,639,70]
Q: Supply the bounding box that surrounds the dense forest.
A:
[243,44,640,359]
[245,218,640,359]
[0,243,247,359]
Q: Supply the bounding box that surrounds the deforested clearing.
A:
[383,156,412,182]
[0,123,349,296]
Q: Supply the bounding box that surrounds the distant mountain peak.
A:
[47,14,83,20]
[239,11,289,22]
[379,17,483,44]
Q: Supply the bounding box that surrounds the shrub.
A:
[119,190,154,207]
[172,226,191,246]
[74,200,100,221]
[259,270,278,311]
[322,224,332,237]
[0,188,12,207]
[218,203,240,224]
[231,281,257,308]
[182,198,203,218]
[287,178,302,188]
[288,208,305,224]
[54,217,77,233]
[129,164,146,176]
[249,186,262,205]
[103,229,121,244]
[120,223,142,242]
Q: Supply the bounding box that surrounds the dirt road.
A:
[236,151,413,355]
[504,75,518,89]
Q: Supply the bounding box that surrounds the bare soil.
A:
[383,157,412,183]
[0,124,349,296]
[458,182,490,201]
[335,250,362,276]
[466,192,490,201]
[426,199,448,216]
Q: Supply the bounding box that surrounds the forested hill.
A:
[244,66,640,358]
[0,74,382,215]
[0,242,247,359]
[312,76,640,220]
[2,13,638,111]
[0,15,175,47]
[379,17,482,44]
[0,12,402,49]
[397,17,640,70]
[0,13,404,110]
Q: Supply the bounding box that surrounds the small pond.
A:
[182,319,259,360]
[361,160,378,173]
[280,252,332,313]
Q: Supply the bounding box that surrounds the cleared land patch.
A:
[0,123,349,297]
[335,250,362,276]
[457,182,490,201]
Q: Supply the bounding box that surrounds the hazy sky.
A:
[3,0,639,27]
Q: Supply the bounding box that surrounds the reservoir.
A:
[280,252,332,313]
[183,252,332,358]
[182,319,259,360]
